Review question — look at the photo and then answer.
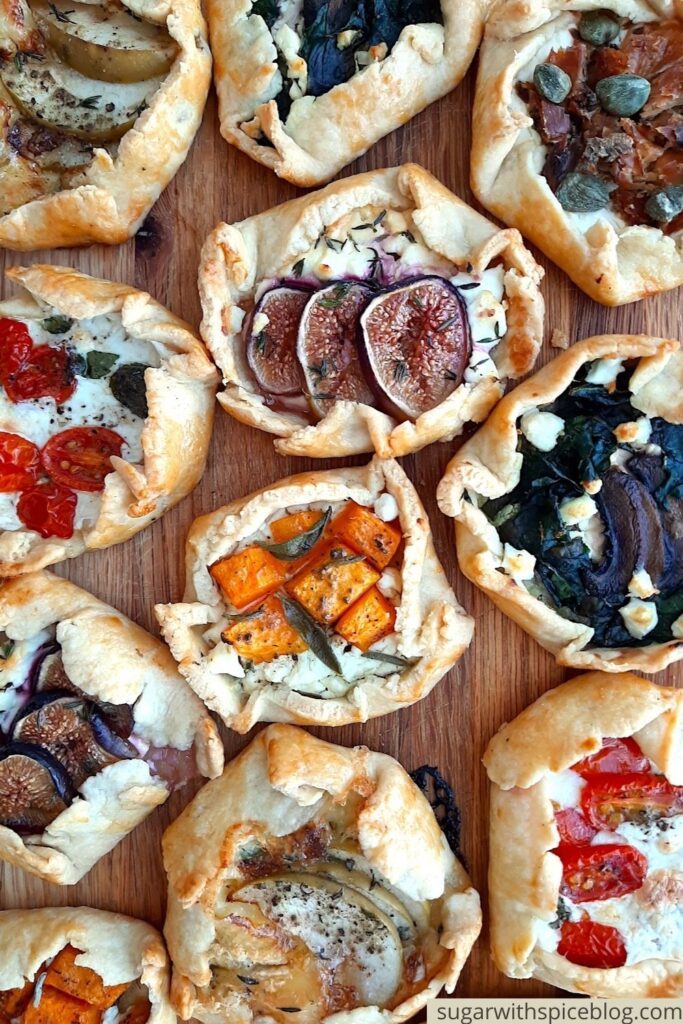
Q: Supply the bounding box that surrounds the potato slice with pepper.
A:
[221,596,307,663]
[286,542,379,625]
[45,945,128,1009]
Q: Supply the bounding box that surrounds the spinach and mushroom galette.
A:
[163,724,482,1022]
[156,456,473,732]
[0,0,210,249]
[199,164,545,459]
[0,571,223,885]
[438,334,683,674]
[472,0,683,305]
[485,672,683,996]
[0,265,218,576]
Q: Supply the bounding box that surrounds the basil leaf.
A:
[41,315,73,334]
[362,650,412,668]
[280,593,341,674]
[258,507,331,560]
[0,640,14,660]
[86,350,118,379]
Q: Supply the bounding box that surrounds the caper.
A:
[595,74,651,116]
[533,63,572,103]
[645,186,683,224]
[578,10,620,45]
[556,172,612,212]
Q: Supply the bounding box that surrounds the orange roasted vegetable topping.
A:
[23,986,101,1024]
[45,946,128,1011]
[286,541,379,625]
[270,510,323,544]
[221,595,308,663]
[0,981,33,1019]
[210,546,288,609]
[335,586,397,652]
[330,502,401,570]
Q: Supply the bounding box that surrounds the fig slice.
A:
[297,281,375,418]
[0,742,75,834]
[359,276,472,420]
[247,286,309,396]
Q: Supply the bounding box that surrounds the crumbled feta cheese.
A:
[272,24,308,97]
[672,614,683,639]
[614,417,652,446]
[586,358,623,386]
[464,353,498,384]
[502,543,536,582]
[583,479,602,495]
[374,493,399,522]
[559,494,598,526]
[369,41,388,61]
[628,568,659,600]
[619,598,658,640]
[377,567,402,601]
[337,28,361,48]
[252,312,269,334]
[520,409,565,452]
[610,449,631,469]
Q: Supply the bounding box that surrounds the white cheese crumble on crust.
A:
[374,492,399,522]
[614,417,652,446]
[502,543,536,583]
[672,614,683,639]
[619,598,659,640]
[520,409,565,452]
[628,569,659,600]
[559,494,598,526]
[585,357,623,386]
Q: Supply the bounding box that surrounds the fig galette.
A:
[438,334,683,674]
[0,907,174,1024]
[155,456,473,732]
[0,265,218,576]
[163,724,482,1022]
[0,571,223,884]
[199,163,545,458]
[485,671,683,996]
[0,0,210,250]
[472,0,683,305]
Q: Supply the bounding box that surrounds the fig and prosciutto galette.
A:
[0,0,210,249]
[199,164,545,458]
[206,0,482,186]
[0,265,218,576]
[472,0,683,305]
[485,671,683,996]
[155,457,473,732]
[0,571,223,885]
[163,724,482,1022]
[438,334,683,674]
[0,907,174,1024]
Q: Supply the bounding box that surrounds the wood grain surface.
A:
[0,58,681,1005]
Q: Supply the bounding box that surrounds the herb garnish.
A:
[49,3,76,21]
[41,315,73,335]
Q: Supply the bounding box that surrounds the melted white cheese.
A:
[545,769,585,809]
[502,543,536,583]
[0,628,52,727]
[619,598,658,639]
[520,409,565,451]
[585,358,623,386]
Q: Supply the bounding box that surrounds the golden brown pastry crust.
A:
[0,571,224,885]
[485,671,683,996]
[0,0,211,250]
[0,264,218,576]
[437,333,683,672]
[471,0,683,305]
[199,163,544,458]
[163,724,482,1022]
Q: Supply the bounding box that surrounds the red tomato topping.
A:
[41,427,124,493]
[17,482,77,539]
[573,737,650,777]
[3,344,76,405]
[558,843,647,903]
[558,920,627,969]
[0,318,32,381]
[0,433,41,493]
[582,773,683,831]
[555,808,597,846]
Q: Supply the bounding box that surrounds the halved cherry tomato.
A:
[0,433,41,492]
[558,920,627,969]
[0,318,32,381]
[573,737,650,777]
[41,427,124,492]
[3,344,76,404]
[555,808,597,846]
[582,772,683,831]
[558,843,647,903]
[17,482,76,539]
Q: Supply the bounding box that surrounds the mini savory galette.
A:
[0,265,218,576]
[485,671,683,996]
[0,0,210,249]
[156,456,473,732]
[163,724,482,1022]
[206,0,482,186]
[0,907,174,1024]
[472,0,683,305]
[0,571,223,885]
[438,334,683,674]
[199,164,545,458]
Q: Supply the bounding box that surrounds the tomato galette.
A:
[472,0,683,305]
[0,265,218,576]
[438,334,683,674]
[155,456,473,732]
[0,571,223,884]
[0,0,210,249]
[163,724,482,1022]
[199,163,544,458]
[485,671,683,996]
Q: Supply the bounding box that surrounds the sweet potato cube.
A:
[45,947,127,1011]
[0,981,33,1018]
[330,502,401,570]
[335,586,397,652]
[23,986,102,1024]
[210,547,287,609]
[286,541,379,624]
[221,595,308,663]
[270,510,323,544]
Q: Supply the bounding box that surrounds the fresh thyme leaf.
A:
[41,315,73,334]
[362,650,412,667]
[401,229,416,243]
[476,337,498,346]
[372,209,387,226]
[444,368,461,381]
[457,281,479,290]
[393,359,408,383]
[86,350,118,379]
[49,2,75,21]
[79,95,101,109]
[410,293,424,309]
[328,553,364,565]
[308,359,329,379]
[278,1009,302,1014]
[258,508,331,560]
[291,258,305,277]
[549,898,571,929]
[436,315,458,332]
[325,237,345,252]
[0,641,14,660]
[280,593,341,674]
[254,331,268,356]
[318,282,351,308]
[237,976,259,986]
[352,222,373,231]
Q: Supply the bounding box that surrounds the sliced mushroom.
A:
[247,286,309,395]
[0,742,75,834]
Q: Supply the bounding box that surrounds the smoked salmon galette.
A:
[198,163,545,459]
[163,724,483,1022]
[485,672,683,996]
[0,571,223,885]
[0,907,174,1024]
[472,0,683,305]
[155,456,473,732]
[0,265,218,576]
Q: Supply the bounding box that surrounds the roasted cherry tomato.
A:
[555,808,597,846]
[0,433,41,492]
[41,427,124,492]
[3,344,76,405]
[573,737,650,777]
[558,920,627,969]
[0,318,32,381]
[558,843,647,903]
[17,482,77,539]
[582,772,683,830]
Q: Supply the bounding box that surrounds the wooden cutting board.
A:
[0,62,681,1004]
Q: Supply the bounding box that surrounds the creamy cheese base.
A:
[0,628,52,728]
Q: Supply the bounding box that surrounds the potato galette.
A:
[0,0,210,249]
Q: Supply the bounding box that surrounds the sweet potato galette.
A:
[472,0,683,304]
[163,724,482,1022]
[156,457,473,732]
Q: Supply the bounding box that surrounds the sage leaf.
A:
[362,650,412,668]
[280,593,341,674]
[86,350,118,379]
[258,507,331,559]
[41,315,73,334]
